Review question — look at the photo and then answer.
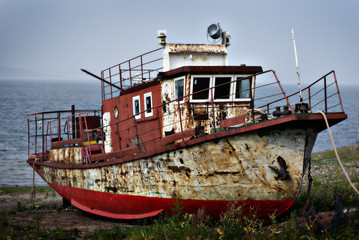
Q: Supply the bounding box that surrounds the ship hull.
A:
[49,182,295,219]
[31,122,319,219]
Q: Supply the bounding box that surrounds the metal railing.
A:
[101,48,163,101]
[259,71,344,114]
[27,107,100,159]
[28,70,344,163]
[46,112,102,149]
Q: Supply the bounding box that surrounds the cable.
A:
[317,111,359,195]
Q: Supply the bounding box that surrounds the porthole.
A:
[178,157,184,166]
[114,106,119,119]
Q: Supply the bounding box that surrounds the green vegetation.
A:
[312,144,359,165]
[3,201,356,240]
[294,144,359,211]
[0,186,53,195]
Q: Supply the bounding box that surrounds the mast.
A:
[292,28,303,103]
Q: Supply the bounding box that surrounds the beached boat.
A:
[27,26,347,220]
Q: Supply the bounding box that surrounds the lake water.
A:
[0,79,358,187]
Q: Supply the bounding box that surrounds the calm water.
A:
[0,79,101,187]
[0,79,358,187]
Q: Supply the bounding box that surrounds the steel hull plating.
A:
[32,125,317,219]
[50,183,295,219]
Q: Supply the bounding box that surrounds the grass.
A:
[0,186,53,195]
[295,144,359,211]
[311,144,359,165]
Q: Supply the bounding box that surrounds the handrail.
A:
[28,70,344,164]
[259,70,344,113]
[102,48,163,72]
[27,108,100,158]
[101,47,163,100]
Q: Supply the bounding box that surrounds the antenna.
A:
[292,28,303,103]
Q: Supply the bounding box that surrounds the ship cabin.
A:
[99,41,263,159]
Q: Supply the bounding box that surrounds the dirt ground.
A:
[0,188,339,237]
[0,191,135,235]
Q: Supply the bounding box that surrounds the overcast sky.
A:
[0,0,358,85]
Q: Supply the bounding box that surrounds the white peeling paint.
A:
[161,80,175,135]
[103,112,112,153]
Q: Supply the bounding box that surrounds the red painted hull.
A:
[49,182,295,220]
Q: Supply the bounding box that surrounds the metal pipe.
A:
[109,68,113,99]
[35,114,37,154]
[129,61,132,88]
[292,28,303,103]
[42,113,44,158]
[177,99,183,139]
[324,77,327,113]
[250,78,255,121]
[210,87,216,133]
[71,105,75,141]
[57,112,61,143]
[101,72,105,101]
[332,71,344,112]
[119,67,123,90]
[27,115,30,156]
[141,56,144,83]
[81,69,122,90]
[271,71,292,112]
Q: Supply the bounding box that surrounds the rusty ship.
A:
[27,26,347,220]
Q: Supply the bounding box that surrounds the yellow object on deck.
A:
[83,140,97,146]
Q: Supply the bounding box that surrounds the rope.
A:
[31,158,38,204]
[317,111,359,195]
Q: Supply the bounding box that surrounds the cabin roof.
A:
[164,43,227,54]
[157,65,263,80]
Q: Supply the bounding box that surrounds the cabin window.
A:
[144,92,153,117]
[235,77,251,99]
[191,76,211,101]
[132,95,141,119]
[189,74,252,102]
[214,76,232,100]
[174,77,185,103]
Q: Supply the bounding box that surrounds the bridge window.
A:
[214,76,232,100]
[189,74,252,102]
[191,76,211,101]
[235,77,251,99]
